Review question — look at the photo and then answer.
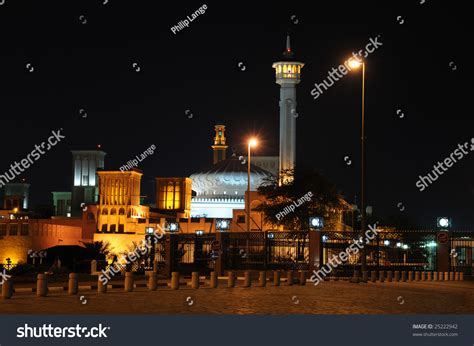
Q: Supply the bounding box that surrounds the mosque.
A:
[0,36,349,265]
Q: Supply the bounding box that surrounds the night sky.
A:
[0,0,471,228]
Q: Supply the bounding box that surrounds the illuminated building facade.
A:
[156,177,192,218]
[96,169,149,234]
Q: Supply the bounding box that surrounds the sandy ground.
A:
[0,280,473,315]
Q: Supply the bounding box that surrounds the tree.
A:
[81,240,112,259]
[256,168,343,230]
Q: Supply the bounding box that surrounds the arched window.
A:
[110,208,117,215]
[102,208,108,215]
[119,208,125,215]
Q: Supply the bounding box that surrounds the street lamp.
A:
[247,138,257,232]
[348,57,367,275]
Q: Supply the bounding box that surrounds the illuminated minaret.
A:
[211,124,228,164]
[272,35,304,177]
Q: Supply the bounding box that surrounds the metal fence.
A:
[138,230,473,276]
[450,231,474,274]
[320,230,439,277]
[224,231,309,271]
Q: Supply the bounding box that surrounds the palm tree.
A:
[81,240,112,259]
[256,168,343,230]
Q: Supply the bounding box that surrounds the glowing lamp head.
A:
[216,218,232,231]
[166,222,179,232]
[309,216,324,229]
[248,138,257,148]
[437,217,451,228]
[348,59,362,69]
[13,207,18,213]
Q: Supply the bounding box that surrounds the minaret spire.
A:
[283,33,294,58]
[272,34,304,180]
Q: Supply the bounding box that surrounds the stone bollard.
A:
[387,271,393,282]
[379,271,385,283]
[408,271,414,281]
[273,271,281,286]
[148,272,158,291]
[124,272,134,292]
[244,271,252,288]
[90,259,97,274]
[427,272,432,281]
[259,271,267,287]
[192,272,200,289]
[36,274,48,297]
[438,272,444,281]
[415,271,420,281]
[401,271,407,282]
[98,276,107,293]
[421,272,426,281]
[68,273,79,295]
[350,269,360,283]
[444,272,449,281]
[362,271,369,283]
[394,271,400,282]
[2,280,13,299]
[455,272,460,281]
[287,270,294,286]
[299,271,307,286]
[449,272,454,281]
[460,272,464,281]
[433,272,438,281]
[370,270,377,283]
[227,272,236,288]
[171,272,180,290]
[210,271,218,288]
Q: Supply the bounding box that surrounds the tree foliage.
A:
[256,168,343,230]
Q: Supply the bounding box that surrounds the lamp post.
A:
[247,138,257,232]
[348,58,367,275]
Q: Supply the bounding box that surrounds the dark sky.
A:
[0,0,471,228]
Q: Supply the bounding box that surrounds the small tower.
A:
[272,35,304,176]
[71,150,106,216]
[211,124,228,164]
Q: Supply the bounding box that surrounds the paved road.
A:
[1,280,473,314]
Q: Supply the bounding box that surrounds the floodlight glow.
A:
[402,244,408,250]
[309,216,324,229]
[396,242,402,248]
[166,222,179,232]
[383,240,390,246]
[216,218,232,231]
[437,217,451,228]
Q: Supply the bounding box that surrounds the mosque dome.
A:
[190,153,273,197]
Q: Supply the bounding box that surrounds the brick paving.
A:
[1,280,473,314]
